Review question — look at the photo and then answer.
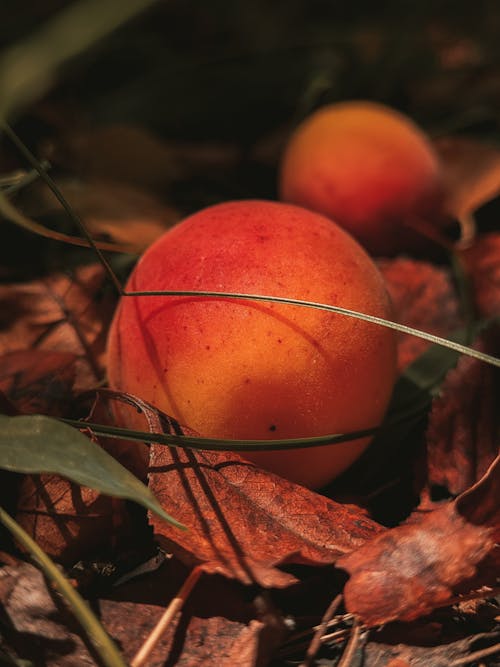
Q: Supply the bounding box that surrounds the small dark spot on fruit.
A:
[269,424,277,432]
[244,378,251,384]
[277,338,282,344]
[205,345,211,350]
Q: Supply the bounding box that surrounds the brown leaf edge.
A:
[337,453,500,627]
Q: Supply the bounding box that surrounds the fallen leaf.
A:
[50,123,239,192]
[426,325,500,495]
[435,136,500,220]
[54,123,181,189]
[219,620,269,667]
[364,631,500,667]
[169,616,263,667]
[0,349,77,416]
[338,455,500,627]
[16,473,121,563]
[461,232,500,319]
[0,562,95,666]
[26,178,180,251]
[456,452,500,540]
[379,258,461,371]
[149,440,383,588]
[100,558,269,667]
[0,264,116,391]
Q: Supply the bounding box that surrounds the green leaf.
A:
[377,329,464,441]
[0,414,184,529]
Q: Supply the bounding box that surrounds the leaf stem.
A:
[301,594,343,667]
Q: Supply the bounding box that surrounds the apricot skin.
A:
[107,200,397,489]
[279,101,443,255]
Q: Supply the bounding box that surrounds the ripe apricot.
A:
[107,200,397,488]
[279,101,443,255]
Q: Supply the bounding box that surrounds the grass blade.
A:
[123,290,500,369]
[0,0,159,120]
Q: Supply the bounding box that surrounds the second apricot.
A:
[279,101,443,255]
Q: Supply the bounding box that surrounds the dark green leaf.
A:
[0,414,184,529]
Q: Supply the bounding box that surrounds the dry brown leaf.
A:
[0,264,116,391]
[379,258,461,370]
[456,452,500,541]
[461,232,500,319]
[100,559,266,667]
[53,124,181,189]
[172,617,263,667]
[49,123,239,192]
[435,136,500,220]
[426,325,500,495]
[26,178,180,251]
[15,473,124,564]
[0,562,95,665]
[148,441,383,588]
[338,455,500,627]
[0,349,77,416]
[364,631,500,667]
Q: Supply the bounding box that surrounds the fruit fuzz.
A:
[107,200,397,488]
[279,101,444,256]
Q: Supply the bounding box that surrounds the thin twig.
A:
[444,586,500,610]
[449,642,500,666]
[301,594,343,667]
[456,212,477,249]
[336,618,362,667]
[278,629,350,660]
[321,628,352,644]
[282,613,355,648]
[131,565,203,667]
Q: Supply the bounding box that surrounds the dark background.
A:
[3,1,500,140]
[2,0,500,272]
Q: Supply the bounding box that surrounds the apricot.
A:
[107,200,397,488]
[279,101,444,255]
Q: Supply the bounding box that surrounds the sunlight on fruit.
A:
[107,200,397,488]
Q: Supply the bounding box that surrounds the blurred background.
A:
[2,0,500,275]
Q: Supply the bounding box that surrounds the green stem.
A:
[0,507,127,667]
